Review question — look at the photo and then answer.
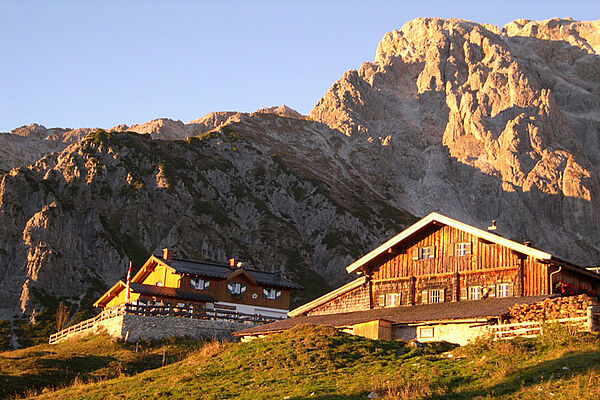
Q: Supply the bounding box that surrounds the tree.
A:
[56,302,69,331]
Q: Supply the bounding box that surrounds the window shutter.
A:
[439,288,445,302]
[507,283,514,297]
[460,287,467,300]
[429,246,436,258]
[449,243,454,257]
[240,284,246,294]
[276,290,281,299]
[421,290,429,304]
[205,280,210,289]
[411,248,419,260]
[488,285,496,297]
[378,294,386,307]
[465,243,472,255]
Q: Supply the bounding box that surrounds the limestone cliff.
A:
[311,17,600,265]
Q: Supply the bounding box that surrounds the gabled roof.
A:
[153,254,303,290]
[288,276,367,317]
[346,212,553,274]
[93,280,126,308]
[235,295,552,336]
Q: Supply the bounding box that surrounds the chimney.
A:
[487,220,497,231]
[162,248,173,262]
[523,240,534,247]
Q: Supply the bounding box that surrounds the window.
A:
[191,278,210,290]
[386,293,401,307]
[419,327,434,339]
[423,289,444,304]
[454,242,472,256]
[429,289,441,303]
[497,283,510,298]
[263,288,281,300]
[227,282,246,295]
[469,286,481,300]
[412,246,436,260]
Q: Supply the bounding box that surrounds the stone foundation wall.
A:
[55,314,253,343]
[116,314,251,342]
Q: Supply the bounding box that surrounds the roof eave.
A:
[346,212,553,274]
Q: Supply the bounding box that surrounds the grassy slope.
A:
[16,324,600,400]
[0,334,204,399]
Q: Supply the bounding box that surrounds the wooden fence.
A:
[50,303,284,344]
[488,305,599,340]
[487,316,589,339]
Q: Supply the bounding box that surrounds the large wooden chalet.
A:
[236,212,600,344]
[94,249,303,319]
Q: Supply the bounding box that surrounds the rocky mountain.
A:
[311,17,600,264]
[1,17,600,337]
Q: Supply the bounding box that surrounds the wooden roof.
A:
[346,212,554,274]
[93,280,126,308]
[235,295,552,337]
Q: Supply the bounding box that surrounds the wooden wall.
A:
[178,274,292,310]
[371,225,523,279]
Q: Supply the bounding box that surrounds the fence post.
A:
[587,306,597,332]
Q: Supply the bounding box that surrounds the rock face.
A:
[311,17,600,264]
[0,114,413,320]
[1,17,600,330]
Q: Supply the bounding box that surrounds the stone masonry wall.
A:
[116,314,251,342]
[55,314,253,343]
[307,284,370,316]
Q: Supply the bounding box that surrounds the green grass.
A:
[15,323,600,400]
[0,334,204,399]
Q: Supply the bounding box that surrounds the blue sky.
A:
[1,1,598,132]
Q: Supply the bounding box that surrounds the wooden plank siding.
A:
[178,274,291,310]
[371,225,524,279]
[348,225,560,309]
[298,216,600,317]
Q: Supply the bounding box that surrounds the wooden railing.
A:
[50,303,285,344]
[49,305,127,344]
[488,316,589,340]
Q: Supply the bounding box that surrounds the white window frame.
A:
[227,282,246,295]
[419,247,432,259]
[191,278,210,290]
[454,242,471,256]
[496,283,510,298]
[263,288,281,300]
[386,293,401,307]
[469,286,481,300]
[429,289,441,303]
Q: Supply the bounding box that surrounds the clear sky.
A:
[1,1,599,132]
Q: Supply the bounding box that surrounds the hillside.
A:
[6,324,599,399]
[0,334,202,399]
[1,17,600,346]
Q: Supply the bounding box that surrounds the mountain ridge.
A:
[1,17,600,345]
